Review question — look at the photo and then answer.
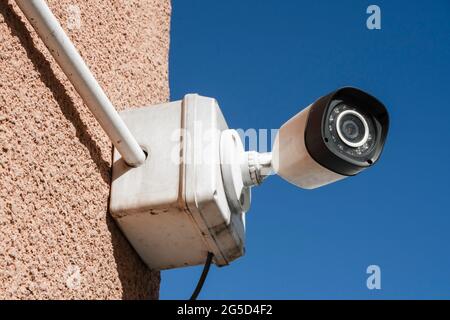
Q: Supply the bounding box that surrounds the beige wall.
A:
[0,0,170,299]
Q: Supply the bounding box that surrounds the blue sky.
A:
[160,0,450,299]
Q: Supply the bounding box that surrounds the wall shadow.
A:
[0,2,160,299]
[0,1,110,184]
[106,215,160,300]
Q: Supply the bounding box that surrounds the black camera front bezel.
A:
[304,87,389,176]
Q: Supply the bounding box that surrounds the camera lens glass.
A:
[325,102,376,160]
[336,110,368,147]
[315,90,388,172]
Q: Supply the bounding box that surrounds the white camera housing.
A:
[273,87,389,189]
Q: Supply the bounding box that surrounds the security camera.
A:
[109,87,389,270]
[271,87,389,189]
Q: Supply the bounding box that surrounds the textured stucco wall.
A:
[0,0,170,299]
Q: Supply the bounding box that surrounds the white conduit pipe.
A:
[15,0,146,167]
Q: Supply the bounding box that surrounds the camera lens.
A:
[336,110,369,148]
[303,88,389,177]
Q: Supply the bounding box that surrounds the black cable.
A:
[190,252,214,300]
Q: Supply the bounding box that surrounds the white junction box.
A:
[110,94,246,270]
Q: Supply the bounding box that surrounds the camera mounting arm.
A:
[219,129,274,215]
[243,151,274,186]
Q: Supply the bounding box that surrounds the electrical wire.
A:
[190,252,214,300]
